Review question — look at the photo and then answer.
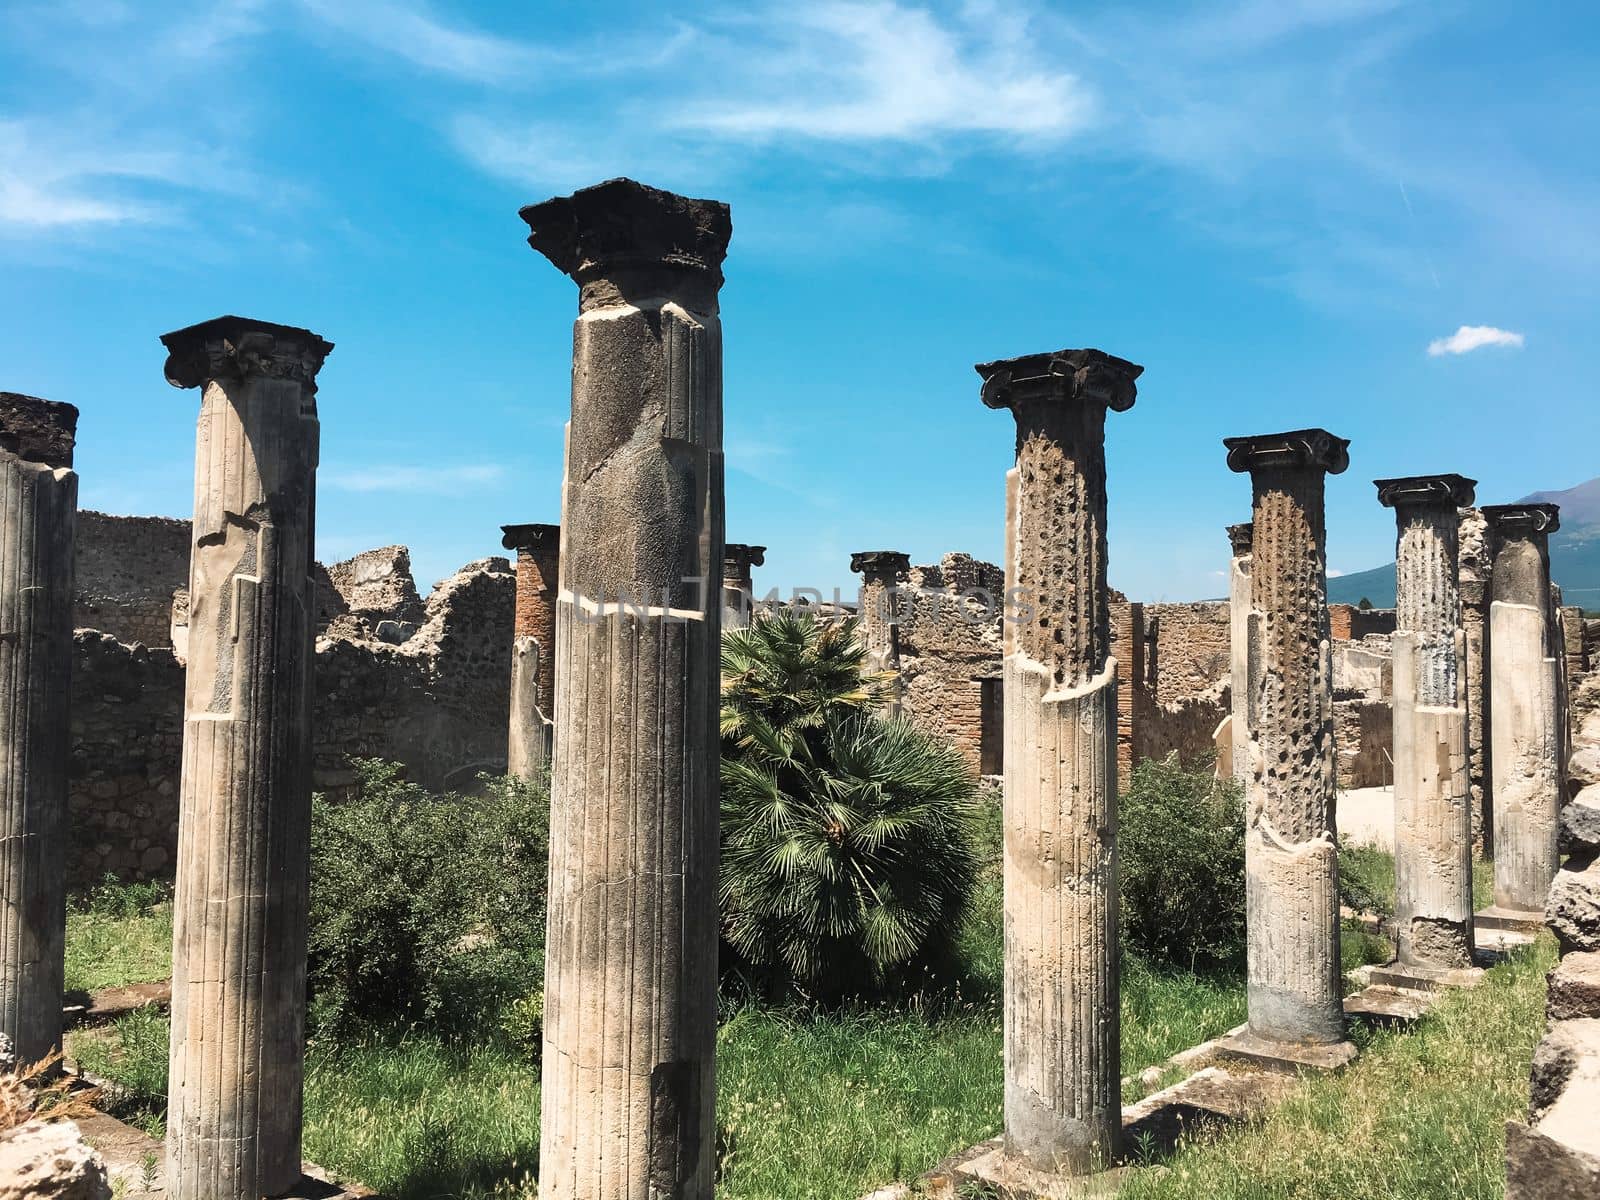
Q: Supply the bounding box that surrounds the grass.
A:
[64,877,172,995]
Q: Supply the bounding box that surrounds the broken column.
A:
[1227,522,1254,785]
[0,393,78,1065]
[1459,508,1494,853]
[977,347,1141,1177]
[1376,474,1477,973]
[1482,503,1564,921]
[521,178,728,1200]
[850,550,910,713]
[1223,429,1355,1065]
[159,316,330,1199]
[722,542,765,629]
[500,522,559,777]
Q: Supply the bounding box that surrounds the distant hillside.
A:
[1328,476,1600,612]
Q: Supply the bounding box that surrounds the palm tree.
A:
[719,609,979,1000]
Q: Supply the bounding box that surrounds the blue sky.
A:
[3,1,1596,599]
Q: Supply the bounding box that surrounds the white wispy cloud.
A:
[1327,568,1347,578]
[293,0,551,81]
[1427,325,1526,357]
[326,463,507,493]
[0,118,186,228]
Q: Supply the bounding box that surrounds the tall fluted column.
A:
[722,542,765,630]
[0,393,78,1065]
[850,551,910,713]
[1224,429,1353,1059]
[1377,474,1477,971]
[1459,508,1494,854]
[1482,504,1563,916]
[978,348,1141,1177]
[521,178,728,1200]
[160,316,329,1200]
[1228,522,1254,785]
[501,522,559,777]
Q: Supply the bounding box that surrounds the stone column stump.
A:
[722,542,765,630]
[501,522,560,777]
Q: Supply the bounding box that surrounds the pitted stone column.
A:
[0,393,77,1065]
[1459,508,1493,853]
[850,550,910,713]
[722,542,765,630]
[977,347,1141,1177]
[1228,522,1254,785]
[1376,474,1476,971]
[160,316,329,1200]
[500,522,559,777]
[521,178,728,1200]
[1224,429,1353,1058]
[1482,503,1563,916]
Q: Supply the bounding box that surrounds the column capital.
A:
[1227,522,1254,556]
[160,316,333,393]
[1224,428,1349,475]
[1374,473,1476,511]
[723,543,766,576]
[0,391,78,468]
[850,550,910,583]
[500,522,561,555]
[1481,503,1560,538]
[975,348,1141,416]
[520,177,731,297]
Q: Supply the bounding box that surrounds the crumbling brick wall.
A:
[72,511,191,647]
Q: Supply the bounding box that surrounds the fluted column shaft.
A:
[1378,475,1476,969]
[0,393,78,1065]
[1226,430,1349,1048]
[1483,504,1563,912]
[159,317,328,1200]
[1227,523,1253,785]
[721,543,765,630]
[979,348,1141,1176]
[502,523,559,778]
[1458,509,1494,853]
[849,551,909,713]
[522,179,729,1200]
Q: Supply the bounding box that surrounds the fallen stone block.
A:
[0,1119,112,1200]
[1562,785,1600,852]
[1570,744,1600,792]
[1528,1018,1600,1124]
[1506,1119,1600,1199]
[1548,952,1600,1021]
[1546,863,1600,954]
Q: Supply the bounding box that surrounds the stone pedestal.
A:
[500,522,559,777]
[1376,474,1477,972]
[1222,429,1354,1058]
[722,542,765,629]
[521,178,729,1200]
[1227,522,1254,786]
[977,347,1142,1177]
[1459,508,1494,854]
[1482,504,1563,915]
[0,392,78,1065]
[159,316,330,1200]
[850,550,910,713]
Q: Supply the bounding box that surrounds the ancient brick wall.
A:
[72,511,191,647]
[1145,602,1231,709]
[1334,697,1393,789]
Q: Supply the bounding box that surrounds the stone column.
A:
[159,316,329,1200]
[850,550,910,713]
[1223,429,1354,1064]
[0,393,77,1065]
[1227,522,1254,785]
[722,542,765,629]
[977,347,1141,1177]
[1376,474,1477,973]
[1459,508,1494,853]
[500,522,559,778]
[521,178,728,1200]
[1481,503,1563,919]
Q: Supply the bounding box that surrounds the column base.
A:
[1475,905,1546,936]
[952,1143,1129,1198]
[1212,1028,1358,1075]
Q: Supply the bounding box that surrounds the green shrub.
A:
[1119,754,1246,971]
[720,611,981,1001]
[307,760,550,1040]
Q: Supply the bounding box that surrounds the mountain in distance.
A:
[1328,476,1600,612]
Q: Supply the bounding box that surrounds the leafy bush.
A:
[1118,754,1246,971]
[720,610,981,1001]
[307,760,550,1040]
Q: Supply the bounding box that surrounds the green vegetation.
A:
[64,876,172,994]
[720,610,982,999]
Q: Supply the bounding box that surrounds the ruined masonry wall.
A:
[897,555,1004,774]
[72,512,192,648]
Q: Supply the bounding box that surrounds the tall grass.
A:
[64,877,172,994]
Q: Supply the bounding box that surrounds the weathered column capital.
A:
[723,543,766,579]
[1224,428,1350,476]
[849,550,909,584]
[975,348,1141,417]
[520,177,732,311]
[160,315,333,393]
[501,522,561,562]
[0,392,78,468]
[1375,473,1477,513]
[1481,503,1561,539]
[1227,521,1254,556]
